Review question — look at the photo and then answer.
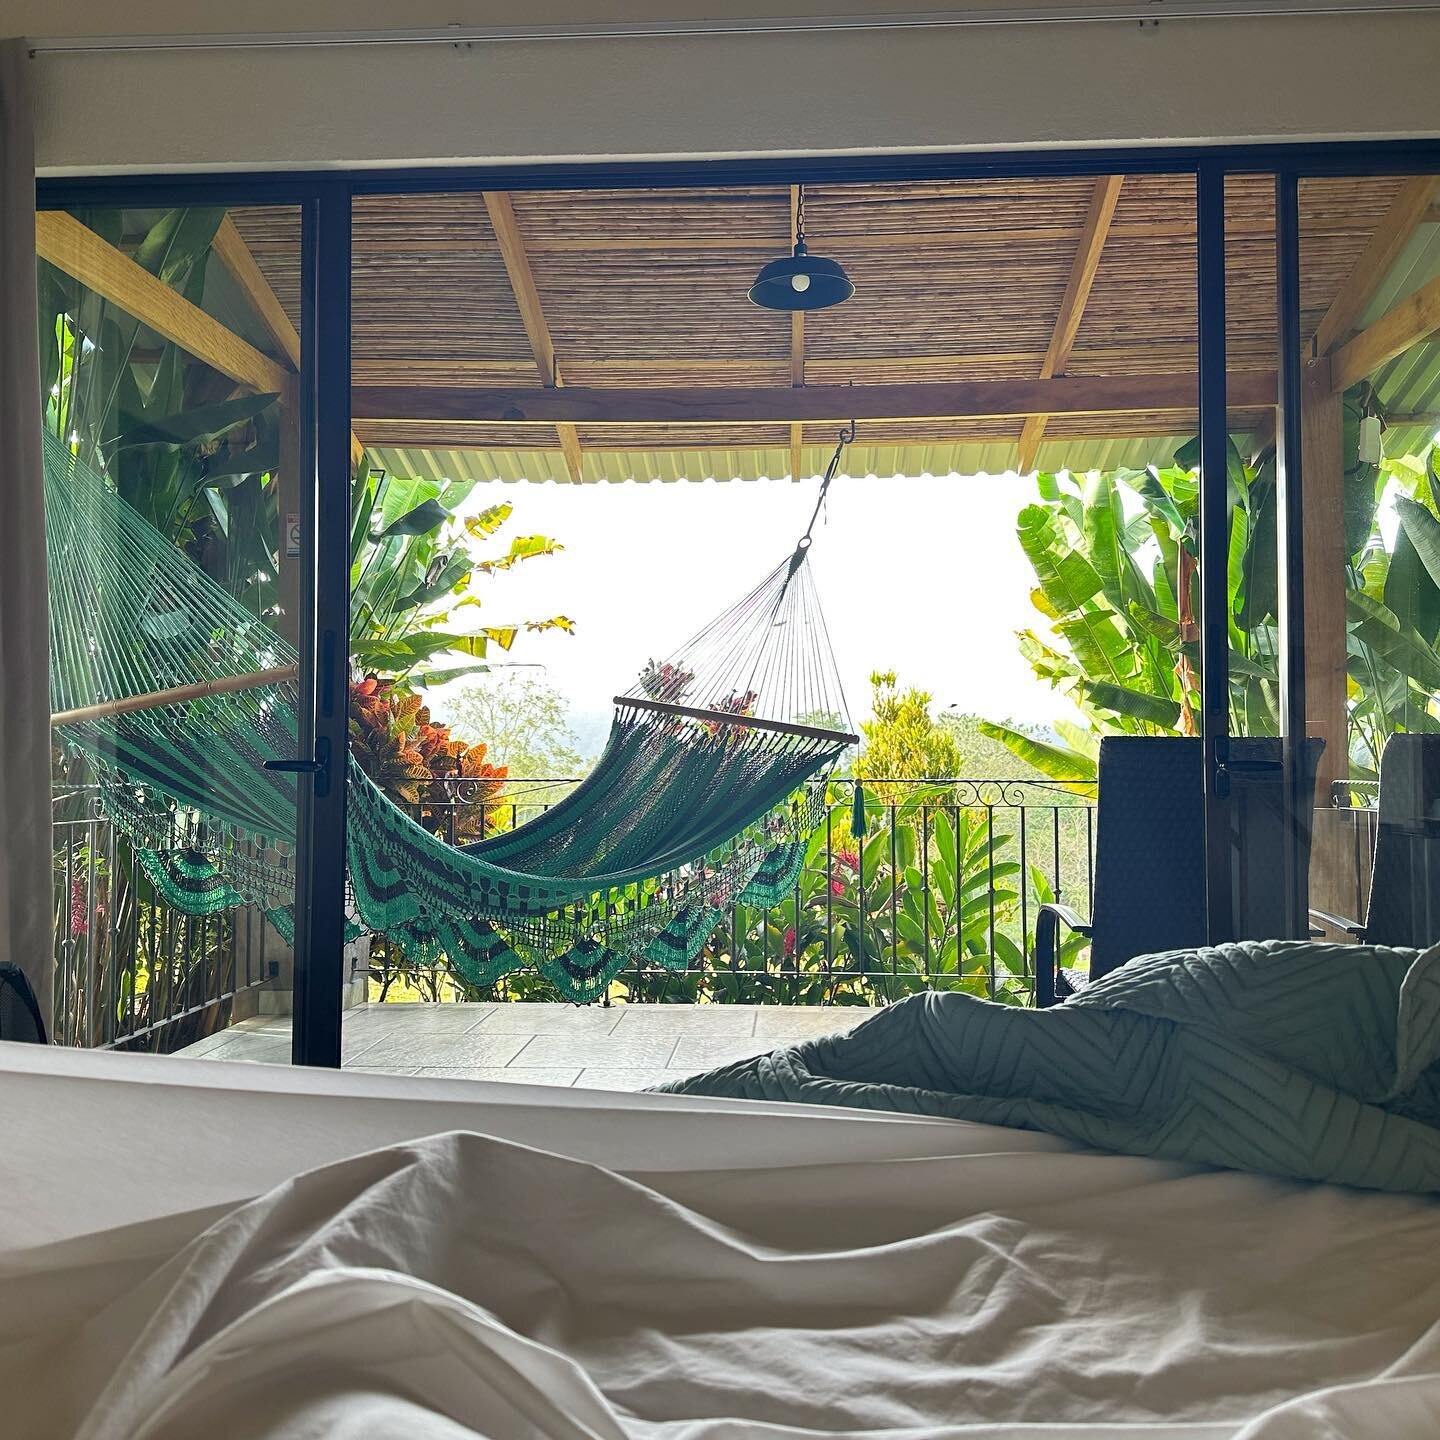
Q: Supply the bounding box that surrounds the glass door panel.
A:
[1206,173,1311,944]
[1295,175,1440,950]
[41,202,311,1053]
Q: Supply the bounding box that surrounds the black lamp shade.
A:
[748,243,854,312]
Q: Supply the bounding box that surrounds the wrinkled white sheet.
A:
[4,1044,1440,1438]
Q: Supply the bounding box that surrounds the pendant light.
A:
[748,184,854,312]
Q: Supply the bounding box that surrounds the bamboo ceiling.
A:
[225,173,1439,482]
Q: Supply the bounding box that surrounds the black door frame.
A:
[38,139,1440,1062]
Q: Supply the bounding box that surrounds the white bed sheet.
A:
[3,1042,1440,1438]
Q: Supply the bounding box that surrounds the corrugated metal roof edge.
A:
[370,434,1233,486]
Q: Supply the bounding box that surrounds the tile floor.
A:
[173,1002,880,1091]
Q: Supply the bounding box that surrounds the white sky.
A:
[440,470,1083,738]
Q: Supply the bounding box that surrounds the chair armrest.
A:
[1035,902,1093,1009]
[1308,906,1368,940]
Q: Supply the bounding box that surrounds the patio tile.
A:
[228,1015,288,1034]
[509,1031,680,1070]
[752,1007,875,1040]
[610,1005,757,1036]
[177,1031,240,1058]
[476,1006,622,1035]
[357,1033,534,1068]
[198,1037,292,1065]
[172,1002,877,1078]
[667,1034,780,1071]
[344,1005,494,1035]
[413,1067,583,1087]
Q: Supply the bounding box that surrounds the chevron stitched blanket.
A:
[658,940,1440,1193]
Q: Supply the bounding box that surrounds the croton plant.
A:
[349,676,507,841]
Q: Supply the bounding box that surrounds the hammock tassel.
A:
[851,781,867,838]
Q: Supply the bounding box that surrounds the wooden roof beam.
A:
[210,216,301,369]
[36,211,290,395]
[1016,175,1124,474]
[482,192,584,482]
[211,217,367,472]
[353,371,1276,428]
[1329,270,1440,392]
[1314,175,1440,358]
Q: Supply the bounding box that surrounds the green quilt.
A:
[658,940,1440,1194]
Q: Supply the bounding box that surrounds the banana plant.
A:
[348,462,574,686]
[986,407,1440,783]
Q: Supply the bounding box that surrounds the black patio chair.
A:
[1310,733,1440,950]
[1035,735,1324,1007]
[0,963,48,1044]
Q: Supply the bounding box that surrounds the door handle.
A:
[264,736,332,796]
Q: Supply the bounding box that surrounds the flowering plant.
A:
[638,659,695,703]
[350,676,508,840]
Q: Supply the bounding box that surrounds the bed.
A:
[3,1040,1440,1438]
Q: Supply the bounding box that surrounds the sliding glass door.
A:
[38,191,346,1058]
[36,148,1437,1068]
[1289,171,1440,950]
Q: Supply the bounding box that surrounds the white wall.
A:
[10,2,1440,173]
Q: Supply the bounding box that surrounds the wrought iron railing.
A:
[376,775,1099,1007]
[52,786,274,1049]
[1314,779,1382,936]
[52,775,1100,1047]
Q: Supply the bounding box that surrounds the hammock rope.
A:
[44,429,855,1001]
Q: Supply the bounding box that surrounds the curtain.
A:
[0,40,52,1039]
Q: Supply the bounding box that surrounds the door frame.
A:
[38,138,1440,1055]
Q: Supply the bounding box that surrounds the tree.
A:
[348,465,575,688]
[442,673,587,781]
[853,671,963,784]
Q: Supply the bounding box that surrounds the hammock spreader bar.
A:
[616,695,859,747]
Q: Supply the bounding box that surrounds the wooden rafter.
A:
[211,216,301,368]
[36,211,290,395]
[1016,176,1124,474]
[482,192,584,483]
[211,217,366,472]
[353,371,1276,428]
[789,184,805,482]
[1314,175,1440,358]
[1330,271,1440,392]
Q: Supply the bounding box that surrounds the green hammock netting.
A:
[45,431,852,1001]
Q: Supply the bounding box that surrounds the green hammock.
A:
[45,431,855,1001]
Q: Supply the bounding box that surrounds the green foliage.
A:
[990,412,1440,780]
[607,790,1089,1007]
[38,208,283,616]
[852,671,963,790]
[348,461,575,685]
[442,674,588,795]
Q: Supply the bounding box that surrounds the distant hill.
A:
[567,707,613,761]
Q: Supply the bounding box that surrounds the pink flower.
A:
[782,927,797,957]
[830,878,846,897]
[835,849,859,871]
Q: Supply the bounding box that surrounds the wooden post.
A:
[1300,355,1348,801]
